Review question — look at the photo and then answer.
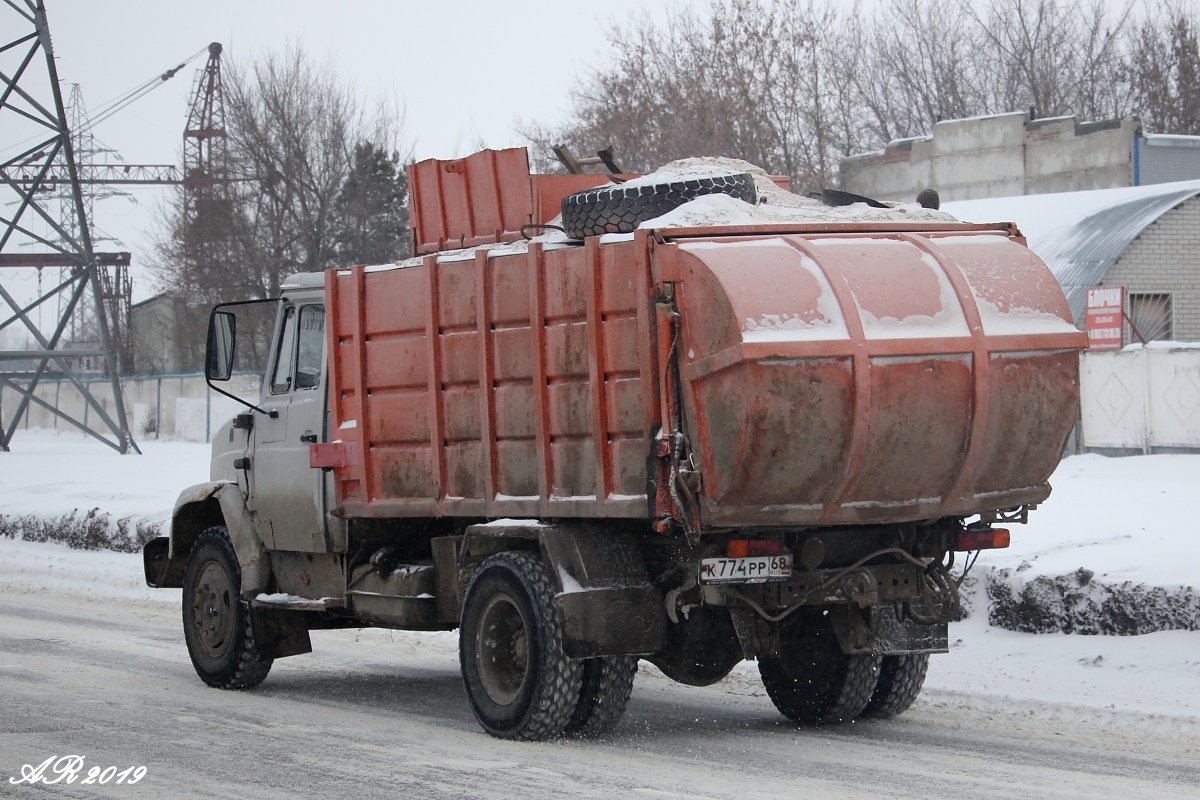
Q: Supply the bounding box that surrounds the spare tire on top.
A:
[560,171,758,239]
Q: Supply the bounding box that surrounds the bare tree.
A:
[857,1,982,140]
[150,45,408,372]
[527,0,1198,192]
[521,0,868,192]
[1128,3,1200,134]
[968,0,1134,120]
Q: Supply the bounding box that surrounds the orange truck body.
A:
[319,148,1085,532]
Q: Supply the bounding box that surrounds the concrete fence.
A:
[0,373,260,444]
[1080,345,1200,454]
[6,350,1199,453]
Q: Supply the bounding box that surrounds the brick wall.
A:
[1102,196,1200,342]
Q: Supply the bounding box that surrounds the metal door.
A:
[249,301,328,552]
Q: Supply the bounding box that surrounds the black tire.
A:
[758,614,881,724]
[459,551,583,740]
[564,655,638,738]
[861,653,929,719]
[182,527,273,689]
[561,172,758,239]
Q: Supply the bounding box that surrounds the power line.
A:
[85,46,208,132]
[0,46,207,160]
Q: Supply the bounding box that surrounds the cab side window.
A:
[294,305,325,390]
[270,305,297,394]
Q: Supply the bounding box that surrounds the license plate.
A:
[699,554,792,584]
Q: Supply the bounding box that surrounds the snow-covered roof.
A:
[945,180,1200,321]
[281,272,325,290]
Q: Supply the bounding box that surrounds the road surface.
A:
[2,587,1198,799]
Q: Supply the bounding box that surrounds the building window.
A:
[1127,292,1173,342]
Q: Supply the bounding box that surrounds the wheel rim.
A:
[191,560,235,659]
[475,592,529,706]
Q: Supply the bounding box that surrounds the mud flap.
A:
[457,523,667,658]
[142,537,182,588]
[250,607,313,660]
[539,527,666,658]
[829,604,949,656]
[645,606,743,686]
[555,585,665,659]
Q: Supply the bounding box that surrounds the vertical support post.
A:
[475,249,498,507]
[350,266,371,504]
[424,255,447,501]
[527,244,551,515]
[584,237,610,504]
[1133,136,1141,187]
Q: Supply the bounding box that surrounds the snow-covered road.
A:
[2,430,1200,796]
[2,572,1198,799]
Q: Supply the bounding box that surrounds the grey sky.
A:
[27,0,668,301]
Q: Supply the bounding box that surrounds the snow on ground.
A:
[988,452,1200,588]
[923,577,1200,724]
[0,429,210,528]
[2,428,1199,723]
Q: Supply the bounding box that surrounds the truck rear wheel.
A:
[560,172,758,239]
[182,527,273,689]
[861,653,929,719]
[758,614,881,724]
[564,655,638,737]
[459,551,583,740]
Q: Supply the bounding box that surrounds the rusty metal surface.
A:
[335,150,1085,531]
[673,230,1085,528]
[406,148,535,255]
[327,234,657,521]
[406,148,637,255]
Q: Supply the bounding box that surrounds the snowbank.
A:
[2,429,1198,639]
[975,453,1200,634]
[0,429,210,522]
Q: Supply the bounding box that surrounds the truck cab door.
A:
[249,301,328,552]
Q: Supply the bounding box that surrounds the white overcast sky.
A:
[29,0,670,301]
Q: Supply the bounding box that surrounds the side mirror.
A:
[206,311,236,381]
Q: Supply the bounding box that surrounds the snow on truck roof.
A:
[628,156,956,226]
[281,272,326,290]
[945,179,1200,322]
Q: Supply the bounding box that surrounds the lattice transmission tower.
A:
[0,0,137,452]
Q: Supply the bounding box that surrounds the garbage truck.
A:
[144,147,1086,740]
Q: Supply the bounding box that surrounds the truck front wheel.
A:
[182,527,273,689]
[758,614,881,724]
[459,551,583,740]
